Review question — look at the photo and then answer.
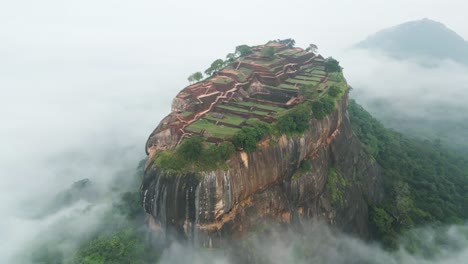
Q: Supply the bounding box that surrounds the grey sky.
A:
[0,0,467,262]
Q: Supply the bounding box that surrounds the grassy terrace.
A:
[286,78,319,86]
[234,101,288,113]
[294,75,323,81]
[310,69,326,75]
[278,49,307,58]
[264,85,296,93]
[278,83,298,90]
[267,65,284,73]
[216,104,272,116]
[237,68,253,82]
[186,119,240,138]
[241,56,285,66]
[277,49,297,55]
[253,93,292,103]
[213,76,234,84]
[304,67,326,73]
[316,65,326,71]
[204,112,246,126]
[181,111,193,118]
[294,74,320,81]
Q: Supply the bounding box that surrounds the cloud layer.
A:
[340,49,468,147]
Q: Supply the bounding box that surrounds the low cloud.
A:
[156,222,468,264]
[338,49,468,146]
[340,49,468,120]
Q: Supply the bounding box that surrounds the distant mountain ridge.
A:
[356,18,468,65]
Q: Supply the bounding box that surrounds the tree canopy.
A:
[235,45,252,57]
[275,38,296,48]
[325,57,342,72]
[306,43,318,53]
[349,100,468,249]
[225,53,237,63]
[188,72,203,83]
[261,46,276,58]
[204,59,225,76]
[232,121,271,152]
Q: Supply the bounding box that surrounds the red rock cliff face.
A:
[141,92,383,247]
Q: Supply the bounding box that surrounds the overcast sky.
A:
[0,0,467,262]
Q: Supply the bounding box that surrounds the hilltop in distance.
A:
[356,18,468,65]
[353,19,468,152]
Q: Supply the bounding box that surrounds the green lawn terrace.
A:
[184,99,286,142]
[185,119,240,143]
[216,67,253,83]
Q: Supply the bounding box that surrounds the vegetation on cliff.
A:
[232,120,271,152]
[349,100,468,249]
[325,166,347,208]
[155,136,235,173]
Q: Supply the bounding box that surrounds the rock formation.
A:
[140,41,383,247]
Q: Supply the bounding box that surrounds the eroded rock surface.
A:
[141,91,383,246]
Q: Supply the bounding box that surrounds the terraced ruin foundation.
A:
[145,42,338,154]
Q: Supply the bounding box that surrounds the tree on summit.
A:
[235,45,252,57]
[276,38,296,48]
[192,72,203,82]
[225,53,237,63]
[187,72,203,83]
[325,57,342,72]
[261,46,276,58]
[187,75,194,84]
[306,43,318,53]
[204,59,225,76]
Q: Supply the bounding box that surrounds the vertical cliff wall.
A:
[141,92,383,247]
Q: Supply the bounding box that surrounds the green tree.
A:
[204,59,225,76]
[232,121,271,152]
[276,38,296,48]
[72,230,146,264]
[187,75,195,84]
[349,99,468,248]
[193,72,203,82]
[276,104,310,134]
[311,97,335,119]
[328,85,341,97]
[261,46,276,58]
[177,136,204,162]
[235,45,252,57]
[370,206,397,248]
[325,57,342,72]
[188,72,203,84]
[305,43,318,53]
[226,53,237,63]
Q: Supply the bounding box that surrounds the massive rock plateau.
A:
[140,42,383,247]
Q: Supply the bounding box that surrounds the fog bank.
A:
[340,49,468,148]
[158,223,468,264]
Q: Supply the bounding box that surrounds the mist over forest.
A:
[340,49,468,153]
[1,1,468,263]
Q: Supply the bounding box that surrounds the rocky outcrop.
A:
[141,91,383,247]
